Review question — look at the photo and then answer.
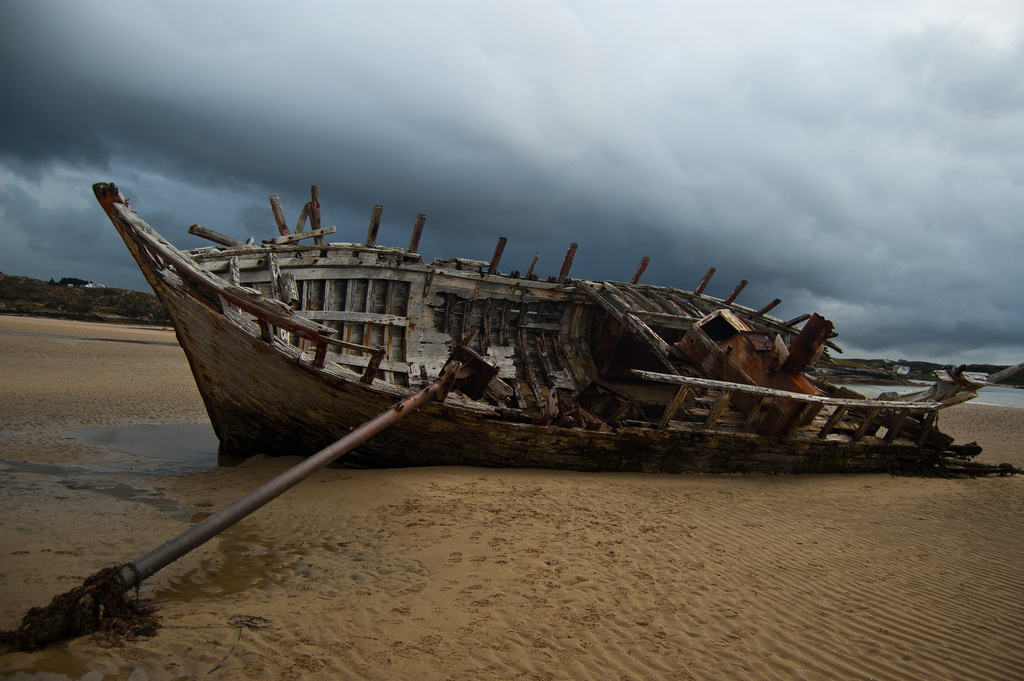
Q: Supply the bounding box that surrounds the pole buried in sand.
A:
[120,378,446,590]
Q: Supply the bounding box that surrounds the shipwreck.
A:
[94,182,1020,475]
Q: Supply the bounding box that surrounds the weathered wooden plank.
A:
[658,386,690,429]
[916,410,938,445]
[599,281,633,313]
[630,309,698,329]
[488,237,507,274]
[498,299,511,345]
[324,350,409,373]
[408,213,426,252]
[361,347,385,383]
[557,243,578,283]
[259,318,274,343]
[853,408,881,441]
[985,362,1024,384]
[695,267,715,295]
[785,313,811,327]
[663,291,703,318]
[280,272,299,307]
[724,280,748,305]
[755,299,782,317]
[309,186,325,245]
[785,402,822,437]
[884,408,911,443]
[631,256,651,285]
[189,223,245,247]
[265,226,337,245]
[632,371,943,411]
[269,195,290,236]
[294,202,310,234]
[525,252,539,279]
[643,290,684,317]
[704,391,732,428]
[366,204,383,247]
[534,334,556,386]
[516,330,545,409]
[303,310,408,325]
[245,265,424,285]
[817,405,849,439]
[267,252,283,299]
[481,297,494,350]
[607,281,658,313]
[362,280,376,347]
[744,395,775,432]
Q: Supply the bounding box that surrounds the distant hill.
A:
[0,272,169,325]
[818,356,1024,389]
[2,271,1020,388]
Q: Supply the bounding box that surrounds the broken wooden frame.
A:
[633,370,946,444]
[97,188,386,383]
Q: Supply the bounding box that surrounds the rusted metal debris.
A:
[95,182,1022,475]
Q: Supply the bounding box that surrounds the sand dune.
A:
[1,315,1022,680]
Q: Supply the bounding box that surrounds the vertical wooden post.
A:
[310,186,325,246]
[785,313,812,327]
[916,410,938,445]
[695,268,715,295]
[817,405,849,439]
[755,299,782,316]
[269,196,290,236]
[785,402,821,437]
[884,408,911,443]
[631,256,651,285]
[267,252,283,299]
[314,342,328,369]
[281,273,299,307]
[488,237,508,274]
[557,243,578,283]
[294,202,311,234]
[704,391,732,428]
[744,395,774,432]
[408,213,426,252]
[724,280,748,305]
[525,252,539,279]
[361,348,385,384]
[366,204,383,247]
[658,386,690,429]
[853,407,881,441]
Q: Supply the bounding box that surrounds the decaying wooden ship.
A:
[94,182,1021,475]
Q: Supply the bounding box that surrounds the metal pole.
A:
[120,381,441,590]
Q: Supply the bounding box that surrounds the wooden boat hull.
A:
[157,274,942,473]
[95,182,991,475]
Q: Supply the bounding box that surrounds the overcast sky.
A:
[2,1,1022,364]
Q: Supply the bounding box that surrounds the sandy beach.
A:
[1,314,1022,681]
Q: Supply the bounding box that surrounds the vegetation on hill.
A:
[826,356,1024,388]
[2,271,1019,386]
[0,272,169,325]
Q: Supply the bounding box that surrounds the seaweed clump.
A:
[0,566,159,654]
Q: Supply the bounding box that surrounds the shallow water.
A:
[0,459,196,523]
[841,383,1024,408]
[65,422,219,474]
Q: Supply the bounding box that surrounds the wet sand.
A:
[1,315,1022,680]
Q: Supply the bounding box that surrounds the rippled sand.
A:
[1,315,1022,680]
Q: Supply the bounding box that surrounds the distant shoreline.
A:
[0,309,170,328]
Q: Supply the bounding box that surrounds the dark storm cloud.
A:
[2,0,1022,363]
